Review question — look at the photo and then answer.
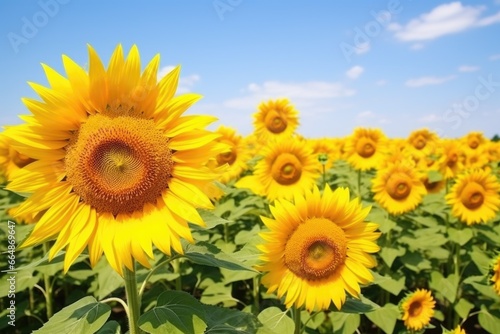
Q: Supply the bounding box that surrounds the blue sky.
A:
[1,0,499,139]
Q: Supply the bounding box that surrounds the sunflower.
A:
[5,45,225,275]
[407,128,438,157]
[253,98,299,142]
[443,325,466,334]
[257,185,380,312]
[372,162,427,215]
[463,131,486,151]
[400,289,436,331]
[445,169,500,225]
[344,128,387,171]
[211,125,250,183]
[309,137,339,170]
[0,133,35,181]
[235,137,320,201]
[463,148,489,170]
[438,139,465,179]
[491,254,500,296]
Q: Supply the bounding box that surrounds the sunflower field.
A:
[1,45,500,334]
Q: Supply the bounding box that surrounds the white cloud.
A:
[223,80,356,110]
[357,110,375,119]
[458,65,480,72]
[405,75,457,87]
[419,114,442,123]
[388,2,500,42]
[346,65,364,80]
[490,54,500,60]
[157,65,200,93]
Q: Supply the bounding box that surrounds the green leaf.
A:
[379,247,405,268]
[183,241,257,272]
[96,321,121,334]
[400,251,432,272]
[373,273,405,296]
[454,298,474,319]
[198,209,232,229]
[470,246,492,274]
[365,303,399,334]
[0,270,38,298]
[203,304,259,333]
[33,296,110,334]
[478,306,500,334]
[138,290,207,334]
[200,282,238,307]
[427,170,443,183]
[256,307,294,334]
[335,296,380,313]
[301,310,326,330]
[95,259,123,299]
[448,228,473,246]
[330,312,360,334]
[430,272,458,303]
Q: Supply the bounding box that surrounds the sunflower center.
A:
[271,153,302,185]
[469,139,479,149]
[414,136,426,150]
[447,153,458,166]
[408,301,423,317]
[265,110,287,134]
[65,114,173,215]
[386,173,412,200]
[460,182,485,210]
[217,149,237,166]
[355,138,376,158]
[284,218,347,281]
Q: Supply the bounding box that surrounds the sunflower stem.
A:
[252,276,260,314]
[138,255,180,299]
[172,258,182,291]
[124,266,142,334]
[357,170,362,198]
[42,243,53,319]
[292,306,302,334]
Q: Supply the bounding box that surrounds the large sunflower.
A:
[400,289,436,331]
[5,45,225,275]
[372,162,427,215]
[235,137,320,201]
[491,254,500,296]
[211,125,250,183]
[445,169,500,225]
[344,128,387,171]
[257,185,380,312]
[253,98,299,142]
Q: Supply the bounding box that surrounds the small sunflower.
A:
[445,169,500,225]
[257,185,380,312]
[490,254,500,296]
[344,128,387,171]
[5,45,225,275]
[235,137,320,201]
[0,133,35,181]
[438,139,465,180]
[407,128,438,157]
[372,162,427,215]
[309,137,339,170]
[463,148,489,170]
[400,289,436,331]
[253,98,299,142]
[463,131,486,151]
[211,126,250,183]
